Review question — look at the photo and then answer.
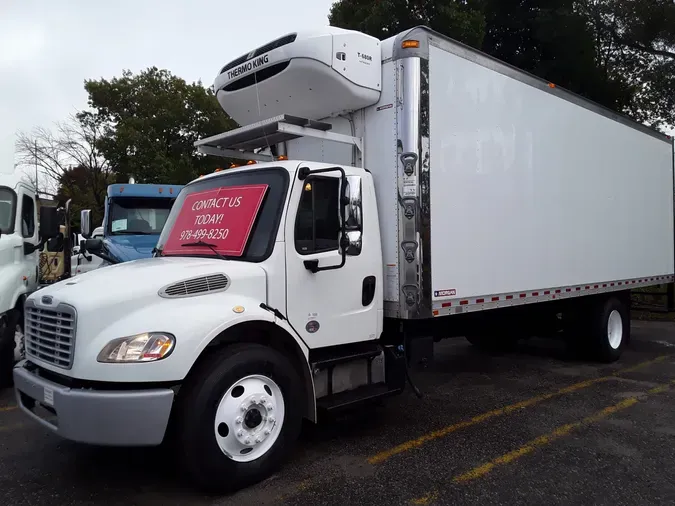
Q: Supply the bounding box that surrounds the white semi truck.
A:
[1,169,67,386]
[12,26,675,493]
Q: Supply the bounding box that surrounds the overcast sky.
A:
[1,0,672,176]
[0,0,335,172]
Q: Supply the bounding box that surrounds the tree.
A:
[328,0,486,47]
[15,112,113,214]
[84,67,236,185]
[577,0,675,129]
[328,0,675,131]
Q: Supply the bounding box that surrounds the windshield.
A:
[108,196,175,235]
[156,167,289,262]
[0,187,17,235]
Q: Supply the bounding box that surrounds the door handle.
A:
[362,276,376,306]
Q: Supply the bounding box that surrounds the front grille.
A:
[24,301,76,369]
[159,274,230,298]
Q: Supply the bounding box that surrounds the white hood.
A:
[34,256,267,313]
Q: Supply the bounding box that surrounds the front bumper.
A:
[13,361,175,446]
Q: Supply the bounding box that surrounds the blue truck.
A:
[76,178,184,270]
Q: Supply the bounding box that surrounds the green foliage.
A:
[328,0,675,130]
[329,0,486,47]
[56,164,113,230]
[84,67,235,185]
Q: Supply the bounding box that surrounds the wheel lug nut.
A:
[240,406,246,412]
[250,399,256,405]
[245,438,251,444]
[264,429,271,435]
[237,430,244,437]
[261,396,267,404]
[269,417,275,423]
[268,405,273,411]
[236,417,243,424]
[255,437,262,443]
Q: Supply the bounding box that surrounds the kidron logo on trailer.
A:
[227,54,270,80]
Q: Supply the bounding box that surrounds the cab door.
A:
[284,165,382,349]
[15,188,39,292]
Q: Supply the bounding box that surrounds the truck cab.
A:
[77,180,183,269]
[1,172,62,386]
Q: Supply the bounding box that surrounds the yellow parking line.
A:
[0,423,24,432]
[368,354,670,465]
[452,379,674,484]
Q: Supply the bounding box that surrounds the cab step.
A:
[316,382,402,412]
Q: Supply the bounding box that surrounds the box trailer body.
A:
[12,25,675,493]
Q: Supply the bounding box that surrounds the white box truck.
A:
[12,26,675,493]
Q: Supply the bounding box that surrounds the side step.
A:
[310,341,382,370]
[314,344,407,413]
[317,383,402,412]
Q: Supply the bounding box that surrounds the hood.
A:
[32,256,268,315]
[104,234,160,262]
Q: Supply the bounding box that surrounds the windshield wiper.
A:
[181,241,227,260]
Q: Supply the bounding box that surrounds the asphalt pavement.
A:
[1,320,674,505]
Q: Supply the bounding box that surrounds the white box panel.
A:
[428,44,674,301]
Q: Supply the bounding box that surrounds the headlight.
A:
[97,332,175,363]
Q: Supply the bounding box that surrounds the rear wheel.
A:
[590,296,629,363]
[564,295,629,363]
[175,343,304,493]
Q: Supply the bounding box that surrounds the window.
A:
[156,167,289,262]
[295,177,341,254]
[21,195,35,238]
[0,187,16,235]
[108,197,174,235]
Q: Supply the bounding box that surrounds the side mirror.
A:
[81,209,92,239]
[342,175,363,256]
[85,238,103,254]
[39,206,60,240]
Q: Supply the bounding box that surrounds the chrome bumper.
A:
[13,361,175,446]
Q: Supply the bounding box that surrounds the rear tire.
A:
[175,343,304,494]
[564,295,629,363]
[590,296,629,363]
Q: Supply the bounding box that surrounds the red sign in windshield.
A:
[162,184,268,256]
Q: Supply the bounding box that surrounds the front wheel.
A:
[0,310,23,388]
[175,343,304,493]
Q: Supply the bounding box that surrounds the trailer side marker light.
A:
[247,160,257,165]
[548,83,556,88]
[158,187,163,194]
[492,297,499,302]
[170,188,174,194]
[214,167,223,172]
[277,155,288,160]
[402,40,420,49]
[230,163,240,168]
[232,305,245,314]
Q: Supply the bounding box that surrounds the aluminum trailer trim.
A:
[432,275,675,316]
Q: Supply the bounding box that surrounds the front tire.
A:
[0,310,22,388]
[175,343,304,494]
